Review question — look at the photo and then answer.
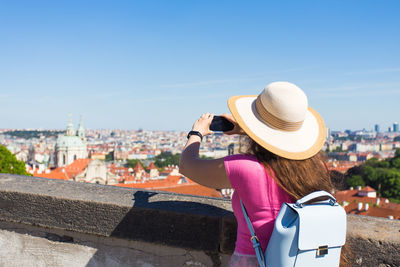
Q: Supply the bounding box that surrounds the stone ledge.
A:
[0,173,399,266]
[346,214,400,266]
[0,220,232,267]
[0,173,235,253]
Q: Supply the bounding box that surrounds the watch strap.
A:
[187,131,203,141]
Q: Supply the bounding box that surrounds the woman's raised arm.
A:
[179,113,231,189]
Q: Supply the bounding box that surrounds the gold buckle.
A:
[317,245,328,256]
[250,236,259,242]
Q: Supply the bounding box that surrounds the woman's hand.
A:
[191,112,214,137]
[180,112,231,190]
[220,113,245,135]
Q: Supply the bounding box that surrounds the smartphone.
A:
[210,116,235,132]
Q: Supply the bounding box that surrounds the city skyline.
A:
[2,119,400,134]
[1,1,400,131]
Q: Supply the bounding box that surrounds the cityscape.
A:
[1,1,399,265]
[1,117,400,220]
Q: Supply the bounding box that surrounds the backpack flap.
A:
[287,202,347,251]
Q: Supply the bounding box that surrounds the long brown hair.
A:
[248,139,333,199]
[247,139,351,266]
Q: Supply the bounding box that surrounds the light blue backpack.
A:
[240,191,347,267]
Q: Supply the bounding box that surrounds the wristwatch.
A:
[187,131,203,141]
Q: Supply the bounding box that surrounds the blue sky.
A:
[1,1,399,131]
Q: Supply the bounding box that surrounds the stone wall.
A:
[0,173,399,267]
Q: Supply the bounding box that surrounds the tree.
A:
[346,165,363,177]
[363,165,378,184]
[394,148,400,159]
[105,152,114,162]
[125,159,145,169]
[377,169,400,199]
[331,147,343,152]
[376,160,390,168]
[363,166,385,196]
[365,157,390,168]
[345,151,400,200]
[365,158,378,168]
[0,145,29,175]
[200,155,214,160]
[391,157,400,169]
[154,152,181,168]
[3,130,64,139]
[346,175,365,188]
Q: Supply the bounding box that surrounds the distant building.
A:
[75,159,119,185]
[28,144,35,164]
[228,143,235,155]
[48,149,56,169]
[374,124,380,133]
[380,143,393,151]
[32,158,119,185]
[357,186,377,198]
[394,122,399,133]
[146,162,159,178]
[133,162,145,179]
[348,152,357,162]
[90,151,106,160]
[55,117,88,167]
[326,127,332,140]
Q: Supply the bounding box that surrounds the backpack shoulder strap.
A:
[240,199,266,267]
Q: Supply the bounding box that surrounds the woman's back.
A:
[224,154,293,255]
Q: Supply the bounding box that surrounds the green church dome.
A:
[56,135,85,149]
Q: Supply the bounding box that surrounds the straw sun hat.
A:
[228,82,326,160]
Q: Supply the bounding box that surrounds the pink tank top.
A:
[224,154,293,255]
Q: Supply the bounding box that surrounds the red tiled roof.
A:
[361,186,376,192]
[62,158,92,178]
[113,175,222,198]
[108,164,130,175]
[33,170,68,180]
[335,189,380,203]
[159,184,222,198]
[147,162,157,170]
[33,160,91,181]
[326,161,358,174]
[134,162,144,172]
[116,175,187,189]
[161,184,222,198]
[334,189,400,220]
[344,202,400,220]
[124,175,135,182]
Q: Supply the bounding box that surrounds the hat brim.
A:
[228,95,326,160]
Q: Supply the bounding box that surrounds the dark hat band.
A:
[255,95,304,132]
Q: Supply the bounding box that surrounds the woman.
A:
[179,82,345,266]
